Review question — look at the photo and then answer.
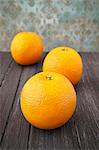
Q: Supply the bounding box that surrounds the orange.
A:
[10,32,44,65]
[43,47,83,85]
[20,72,76,129]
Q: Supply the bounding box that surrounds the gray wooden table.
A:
[0,52,99,150]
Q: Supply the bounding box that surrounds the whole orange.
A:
[43,47,83,85]
[20,72,76,129]
[11,32,44,65]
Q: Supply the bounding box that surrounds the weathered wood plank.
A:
[0,52,12,85]
[1,54,46,149]
[0,61,22,142]
[0,66,36,149]
[74,53,99,150]
[28,119,80,150]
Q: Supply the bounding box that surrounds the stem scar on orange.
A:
[10,32,44,65]
[20,72,76,129]
[43,47,83,85]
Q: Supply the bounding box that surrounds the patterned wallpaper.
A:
[0,0,99,52]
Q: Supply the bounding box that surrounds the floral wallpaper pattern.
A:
[0,0,99,52]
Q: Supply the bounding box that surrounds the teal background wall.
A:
[0,0,99,52]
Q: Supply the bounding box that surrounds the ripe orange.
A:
[11,32,44,65]
[20,72,76,129]
[43,47,83,85]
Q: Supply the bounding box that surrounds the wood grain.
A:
[0,52,99,150]
[0,61,22,142]
[0,52,12,85]
[74,53,99,150]
[0,66,36,149]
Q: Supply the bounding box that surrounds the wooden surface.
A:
[0,52,99,150]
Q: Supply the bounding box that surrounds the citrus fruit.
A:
[20,72,76,129]
[43,47,83,85]
[11,32,44,65]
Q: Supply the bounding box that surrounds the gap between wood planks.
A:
[0,64,23,144]
[0,60,13,87]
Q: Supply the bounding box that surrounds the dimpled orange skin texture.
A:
[43,47,83,85]
[11,32,44,65]
[20,72,76,129]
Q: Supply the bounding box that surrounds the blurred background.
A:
[0,0,99,52]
